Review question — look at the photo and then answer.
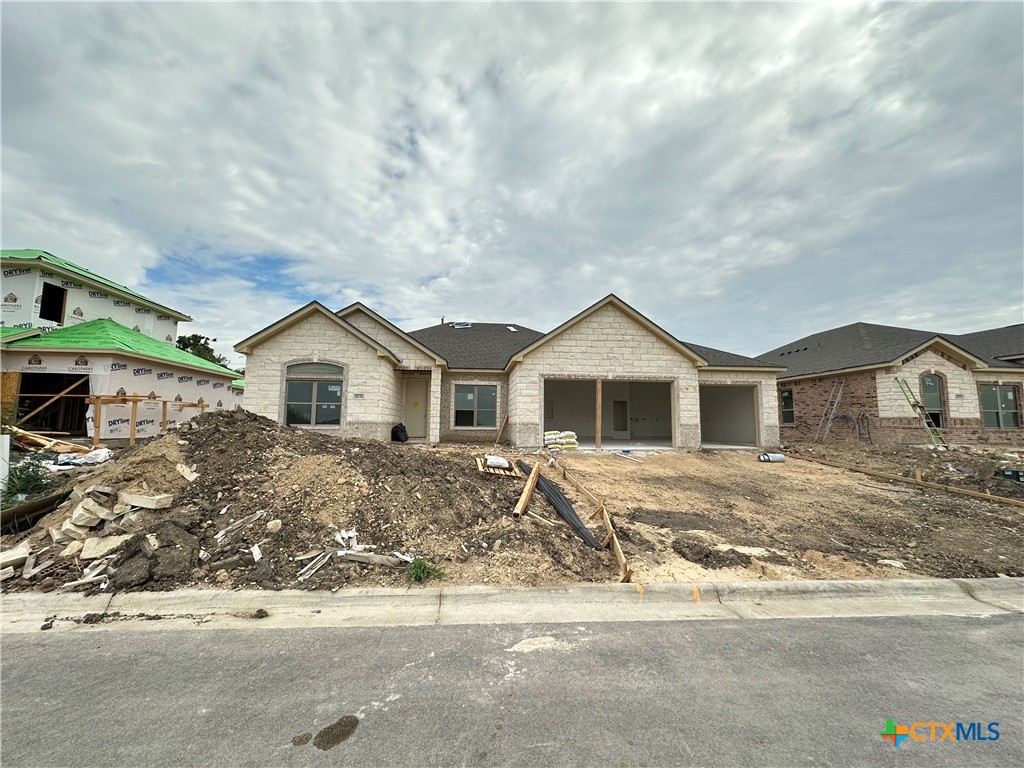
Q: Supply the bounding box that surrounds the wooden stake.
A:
[495,413,509,445]
[14,376,89,427]
[595,379,602,449]
[513,461,541,520]
[129,392,139,446]
[914,468,922,482]
[161,401,169,433]
[92,399,102,447]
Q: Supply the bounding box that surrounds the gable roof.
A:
[4,318,239,377]
[760,321,1008,379]
[408,322,543,370]
[1,249,191,321]
[337,302,447,365]
[506,294,718,370]
[682,341,783,369]
[233,301,400,363]
[945,324,1024,367]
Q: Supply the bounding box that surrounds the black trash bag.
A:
[391,423,409,443]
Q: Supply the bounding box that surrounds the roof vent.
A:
[451,322,472,329]
[507,326,518,332]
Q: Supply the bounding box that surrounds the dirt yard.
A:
[554,445,1024,583]
[2,414,1021,593]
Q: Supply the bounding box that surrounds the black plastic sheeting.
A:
[516,460,601,549]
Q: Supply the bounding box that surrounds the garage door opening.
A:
[543,379,673,448]
[699,385,758,448]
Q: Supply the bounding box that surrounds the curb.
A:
[2,578,1020,633]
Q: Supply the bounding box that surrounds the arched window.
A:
[921,374,944,429]
[286,362,344,426]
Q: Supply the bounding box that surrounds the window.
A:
[921,374,944,429]
[39,282,67,324]
[980,385,1020,429]
[286,362,343,426]
[780,388,795,424]
[454,384,496,427]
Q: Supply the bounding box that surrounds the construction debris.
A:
[516,459,601,549]
[0,542,31,570]
[1,410,613,593]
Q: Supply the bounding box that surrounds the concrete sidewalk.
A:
[2,577,1021,633]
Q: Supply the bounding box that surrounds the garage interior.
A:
[698,384,758,448]
[543,379,673,448]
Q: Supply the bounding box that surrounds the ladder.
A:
[815,379,845,442]
[895,377,948,449]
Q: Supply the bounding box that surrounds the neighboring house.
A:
[1,250,241,439]
[235,294,784,449]
[760,322,1024,444]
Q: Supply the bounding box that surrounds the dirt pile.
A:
[1,410,612,593]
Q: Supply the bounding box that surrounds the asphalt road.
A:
[2,614,1022,767]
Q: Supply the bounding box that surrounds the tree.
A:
[176,334,230,366]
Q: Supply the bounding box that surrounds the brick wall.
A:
[243,312,397,440]
[777,354,1024,445]
[440,372,508,443]
[777,371,878,442]
[507,304,701,448]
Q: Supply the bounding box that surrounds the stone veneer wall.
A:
[243,312,397,440]
[507,304,701,449]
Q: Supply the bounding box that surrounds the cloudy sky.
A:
[3,2,1022,368]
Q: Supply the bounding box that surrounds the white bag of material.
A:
[559,431,577,439]
[543,430,561,438]
[484,454,511,469]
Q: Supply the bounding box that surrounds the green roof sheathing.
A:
[5,318,239,377]
[232,379,245,389]
[1,249,191,321]
[1,326,42,343]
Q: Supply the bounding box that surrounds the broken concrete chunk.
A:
[141,534,161,558]
[81,535,131,561]
[877,559,906,569]
[176,463,199,482]
[59,541,85,558]
[50,527,73,544]
[60,520,93,541]
[0,543,31,570]
[69,501,103,527]
[117,492,173,509]
[0,566,15,582]
[91,485,117,497]
[266,519,282,534]
[112,502,132,517]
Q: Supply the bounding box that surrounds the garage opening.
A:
[543,379,673,448]
[17,372,91,435]
[699,385,758,448]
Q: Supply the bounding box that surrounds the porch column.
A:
[595,378,602,449]
[428,367,442,445]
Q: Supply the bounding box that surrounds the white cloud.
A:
[2,2,1021,360]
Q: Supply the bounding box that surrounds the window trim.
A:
[979,383,1021,430]
[451,381,499,430]
[918,371,947,430]
[281,359,346,429]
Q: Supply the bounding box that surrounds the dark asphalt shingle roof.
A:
[760,322,1024,379]
[946,325,1024,366]
[408,323,544,369]
[680,341,781,369]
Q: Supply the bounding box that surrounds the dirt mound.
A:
[3,410,612,593]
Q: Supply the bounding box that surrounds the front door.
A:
[404,379,428,439]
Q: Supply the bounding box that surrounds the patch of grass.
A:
[405,557,445,584]
[2,459,56,509]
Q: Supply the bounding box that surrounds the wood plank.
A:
[513,461,541,520]
[15,376,89,426]
[129,393,139,446]
[337,551,403,567]
[792,456,1024,509]
[495,413,509,445]
[595,379,602,449]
